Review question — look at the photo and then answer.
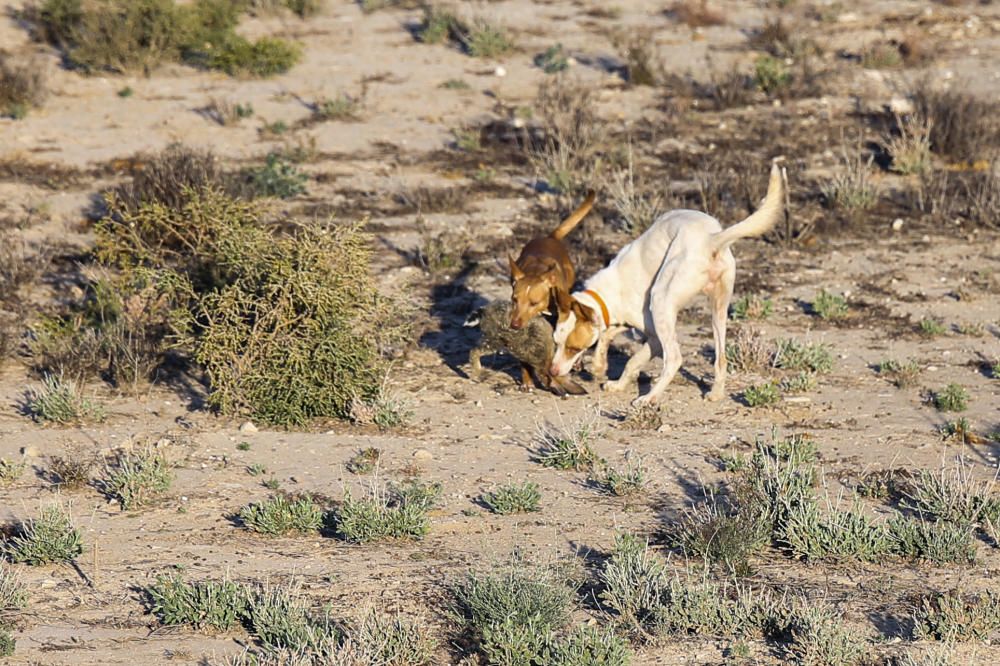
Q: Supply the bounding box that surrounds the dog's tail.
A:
[549,190,596,240]
[709,161,786,254]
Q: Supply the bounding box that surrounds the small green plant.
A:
[780,371,817,394]
[535,413,601,471]
[731,293,773,320]
[594,455,647,497]
[773,338,834,374]
[333,479,434,543]
[481,481,542,515]
[919,317,947,337]
[452,554,575,663]
[0,459,25,487]
[781,499,892,563]
[261,119,289,136]
[534,43,569,73]
[346,609,437,665]
[247,463,266,477]
[726,325,772,374]
[198,36,301,77]
[466,20,515,58]
[743,381,780,407]
[244,153,307,199]
[670,490,770,574]
[102,448,172,510]
[902,460,996,527]
[787,602,867,665]
[914,590,1000,642]
[0,565,28,610]
[236,441,251,451]
[877,358,921,388]
[620,403,663,431]
[117,86,133,98]
[888,515,977,565]
[821,144,877,213]
[4,503,83,565]
[147,575,249,631]
[940,418,978,445]
[346,447,381,475]
[313,93,361,121]
[546,624,631,665]
[348,384,411,430]
[0,628,13,658]
[955,321,985,337]
[452,126,482,152]
[440,78,470,90]
[861,42,902,69]
[238,494,324,535]
[754,55,791,94]
[264,477,281,490]
[933,384,969,412]
[885,112,933,175]
[810,290,848,320]
[26,374,105,424]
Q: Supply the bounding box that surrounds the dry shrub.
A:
[700,66,755,110]
[109,143,231,213]
[527,76,608,199]
[910,162,1000,230]
[0,53,47,118]
[666,0,725,27]
[913,83,1000,163]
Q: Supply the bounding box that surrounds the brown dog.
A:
[508,191,596,330]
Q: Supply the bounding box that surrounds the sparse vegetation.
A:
[47,456,93,489]
[913,83,1000,163]
[743,381,780,407]
[731,294,773,321]
[417,7,513,58]
[609,145,663,234]
[0,53,46,119]
[809,290,848,320]
[101,448,173,510]
[0,459,25,487]
[481,481,541,515]
[772,338,834,374]
[933,384,969,413]
[726,325,771,374]
[919,317,948,337]
[333,479,436,543]
[346,448,381,475]
[242,153,307,199]
[313,93,361,121]
[593,455,647,497]
[877,358,922,388]
[885,113,933,175]
[822,142,878,214]
[0,565,27,611]
[3,503,83,565]
[535,413,601,471]
[239,494,324,535]
[26,374,105,424]
[914,589,1000,642]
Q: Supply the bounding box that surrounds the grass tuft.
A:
[481,481,542,515]
[333,479,438,543]
[26,374,105,424]
[4,503,83,565]
[809,290,848,320]
[101,448,172,510]
[772,338,834,374]
[743,381,780,407]
[877,358,921,388]
[345,448,381,475]
[239,494,324,535]
[0,459,26,487]
[535,413,601,471]
[933,384,968,412]
[731,293,773,321]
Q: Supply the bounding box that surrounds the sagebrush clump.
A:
[333,480,438,543]
[101,448,172,510]
[95,188,406,426]
[4,504,83,565]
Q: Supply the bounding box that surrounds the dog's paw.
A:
[705,388,726,402]
[603,379,627,393]
[631,394,656,408]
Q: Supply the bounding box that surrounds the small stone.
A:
[412,448,433,461]
[494,65,506,77]
[891,218,904,231]
[20,446,40,457]
[239,421,258,433]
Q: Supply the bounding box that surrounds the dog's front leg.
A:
[604,342,652,393]
[591,325,626,381]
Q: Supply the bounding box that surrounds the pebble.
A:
[494,66,506,77]
[412,448,433,461]
[239,421,258,433]
[891,218,904,231]
[20,446,40,457]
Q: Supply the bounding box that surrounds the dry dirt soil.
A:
[1,0,999,664]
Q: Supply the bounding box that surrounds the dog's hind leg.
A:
[706,270,735,402]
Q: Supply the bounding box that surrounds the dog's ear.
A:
[508,255,524,281]
[572,299,595,322]
[553,287,574,320]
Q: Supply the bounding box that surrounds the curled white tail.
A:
[709,161,786,253]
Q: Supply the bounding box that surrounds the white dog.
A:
[549,161,786,406]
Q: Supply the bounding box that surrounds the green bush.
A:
[239,494,324,535]
[482,481,542,515]
[96,188,406,426]
[0,459,26,487]
[809,290,848,320]
[333,481,436,543]
[148,575,249,631]
[914,590,1000,642]
[101,448,172,510]
[26,374,105,424]
[0,565,28,610]
[23,0,299,77]
[743,381,780,407]
[781,500,891,562]
[0,53,47,119]
[933,384,968,412]
[4,504,83,565]
[243,153,307,199]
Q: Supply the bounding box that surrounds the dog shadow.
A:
[416,262,489,378]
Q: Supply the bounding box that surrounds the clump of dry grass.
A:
[608,144,664,234]
[666,0,725,27]
[821,139,878,214]
[0,53,46,119]
[725,326,771,374]
[885,113,933,175]
[913,83,1000,163]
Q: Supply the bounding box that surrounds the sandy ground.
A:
[2,0,1000,664]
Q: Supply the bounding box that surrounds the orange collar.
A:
[582,289,610,328]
